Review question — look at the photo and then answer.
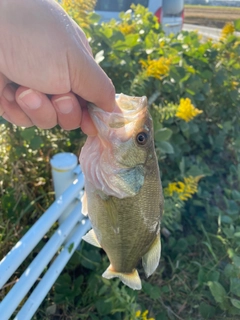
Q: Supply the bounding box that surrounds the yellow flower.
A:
[231,81,239,90]
[164,176,203,201]
[221,22,235,39]
[140,57,171,80]
[135,310,141,317]
[119,22,136,35]
[159,40,165,48]
[176,98,202,122]
[133,309,155,320]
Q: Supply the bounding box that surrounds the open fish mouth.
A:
[88,94,148,133]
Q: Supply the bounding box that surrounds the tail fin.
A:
[102,265,142,290]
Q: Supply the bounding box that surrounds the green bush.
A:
[1,4,240,319]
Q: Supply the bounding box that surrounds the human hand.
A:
[0,0,115,135]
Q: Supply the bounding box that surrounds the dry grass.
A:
[184,5,240,28]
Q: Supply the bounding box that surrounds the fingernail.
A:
[54,96,73,114]
[18,89,42,109]
[3,86,15,102]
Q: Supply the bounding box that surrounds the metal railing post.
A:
[50,152,79,224]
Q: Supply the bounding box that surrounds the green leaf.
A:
[156,312,168,320]
[234,19,240,31]
[198,267,206,285]
[221,216,233,224]
[179,121,189,132]
[233,255,240,268]
[154,128,172,141]
[207,270,220,282]
[224,264,239,278]
[142,282,161,300]
[80,249,101,270]
[113,34,139,50]
[199,302,216,319]
[232,190,240,201]
[156,141,174,154]
[20,127,36,141]
[100,26,113,38]
[95,299,112,316]
[55,273,71,289]
[230,278,240,297]
[215,69,227,86]
[231,299,240,309]
[226,200,239,215]
[88,12,101,24]
[207,281,227,304]
[68,243,74,254]
[234,232,240,238]
[30,136,43,150]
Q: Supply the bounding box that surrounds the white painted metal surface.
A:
[0,153,90,320]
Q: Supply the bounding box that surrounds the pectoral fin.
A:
[142,233,161,278]
[81,192,88,216]
[82,229,101,248]
[102,265,142,290]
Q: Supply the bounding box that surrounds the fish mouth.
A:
[88,94,148,132]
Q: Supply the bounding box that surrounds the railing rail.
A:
[0,153,90,320]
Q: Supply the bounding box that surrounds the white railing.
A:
[0,153,90,320]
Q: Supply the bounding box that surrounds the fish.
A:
[79,93,163,290]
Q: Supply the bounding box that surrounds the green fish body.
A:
[80,94,163,290]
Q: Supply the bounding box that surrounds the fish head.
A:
[80,94,155,198]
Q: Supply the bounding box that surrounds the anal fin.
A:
[102,265,141,290]
[142,233,161,278]
[82,229,101,248]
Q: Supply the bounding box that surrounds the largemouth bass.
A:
[80,94,163,290]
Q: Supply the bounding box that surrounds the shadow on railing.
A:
[0,153,90,320]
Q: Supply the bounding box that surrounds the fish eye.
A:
[136,132,148,145]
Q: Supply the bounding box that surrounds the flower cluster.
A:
[119,22,136,35]
[140,57,171,79]
[61,0,96,28]
[221,22,235,39]
[176,98,203,122]
[134,310,155,320]
[164,176,203,201]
